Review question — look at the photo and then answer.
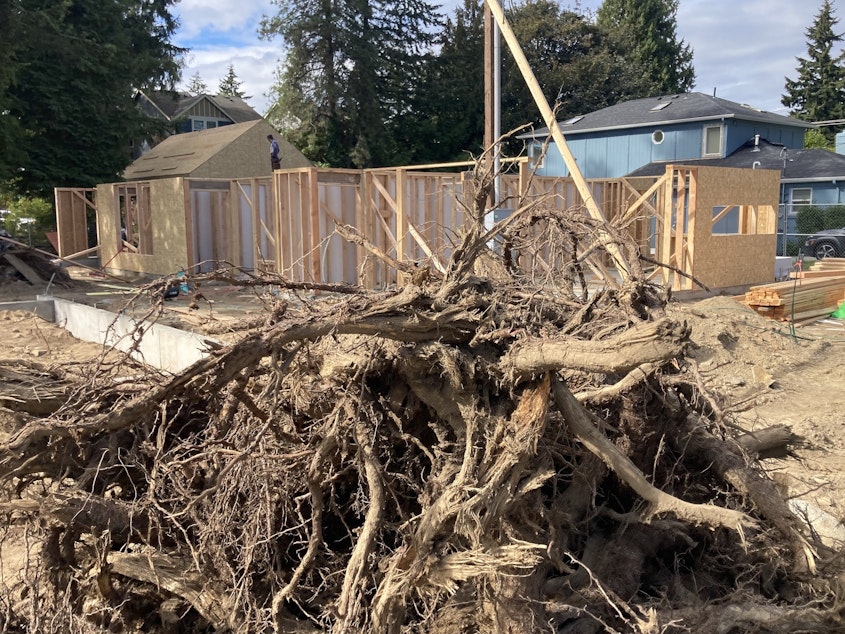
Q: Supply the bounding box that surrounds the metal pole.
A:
[493,20,501,211]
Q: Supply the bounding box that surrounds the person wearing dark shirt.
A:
[268,134,281,170]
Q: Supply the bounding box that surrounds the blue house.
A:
[523,92,845,250]
[523,92,813,180]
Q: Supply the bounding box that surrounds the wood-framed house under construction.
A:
[56,159,781,293]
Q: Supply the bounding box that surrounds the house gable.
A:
[133,90,263,135]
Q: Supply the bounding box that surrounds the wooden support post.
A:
[396,169,408,286]
[309,168,322,284]
[684,169,697,291]
[183,179,195,269]
[672,168,686,291]
[660,166,675,288]
[484,0,630,282]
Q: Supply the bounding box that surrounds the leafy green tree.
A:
[783,0,845,144]
[262,0,350,167]
[596,0,694,95]
[187,71,208,95]
[4,196,55,247]
[0,1,26,184]
[804,128,834,150]
[218,63,250,100]
[1,0,184,198]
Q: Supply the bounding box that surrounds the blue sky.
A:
[172,0,843,117]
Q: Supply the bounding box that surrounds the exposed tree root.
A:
[0,153,842,633]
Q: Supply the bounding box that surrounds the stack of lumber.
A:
[740,275,845,324]
[790,257,845,279]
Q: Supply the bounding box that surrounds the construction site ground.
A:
[3,264,845,556]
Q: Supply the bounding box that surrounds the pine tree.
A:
[261,0,440,168]
[597,0,694,95]
[504,0,658,135]
[218,63,249,100]
[782,0,845,144]
[187,71,208,95]
[407,0,485,163]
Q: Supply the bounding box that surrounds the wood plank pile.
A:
[790,257,845,279]
[740,274,845,324]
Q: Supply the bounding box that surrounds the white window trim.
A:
[191,117,224,131]
[652,130,665,145]
[789,187,812,206]
[702,124,724,157]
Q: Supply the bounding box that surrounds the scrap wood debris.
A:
[0,158,842,634]
[0,247,74,288]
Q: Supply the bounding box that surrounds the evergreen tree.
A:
[406,0,485,163]
[596,0,694,95]
[0,0,26,183]
[782,0,845,144]
[218,63,250,100]
[1,0,183,197]
[503,0,657,137]
[261,0,350,167]
[261,0,440,168]
[187,71,208,95]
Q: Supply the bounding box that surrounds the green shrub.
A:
[796,204,845,234]
[796,205,827,233]
[2,196,55,248]
[826,205,845,228]
[785,239,802,257]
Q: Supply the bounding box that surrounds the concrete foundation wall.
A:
[47,297,214,373]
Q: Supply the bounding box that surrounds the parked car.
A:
[803,227,845,259]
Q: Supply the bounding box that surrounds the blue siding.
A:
[803,183,845,205]
[726,120,805,154]
[533,119,808,179]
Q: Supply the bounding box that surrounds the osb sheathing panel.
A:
[686,165,780,289]
[98,179,190,277]
[192,123,272,180]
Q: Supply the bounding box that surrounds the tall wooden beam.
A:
[483,0,631,281]
[484,4,494,153]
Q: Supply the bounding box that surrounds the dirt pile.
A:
[1,185,844,633]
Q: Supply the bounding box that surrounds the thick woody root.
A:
[0,170,841,633]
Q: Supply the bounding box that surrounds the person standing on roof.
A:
[268,134,281,170]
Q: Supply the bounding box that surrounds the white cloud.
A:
[174,0,272,41]
[172,0,285,114]
[171,0,845,119]
[178,44,282,115]
[677,0,829,113]
[579,0,843,113]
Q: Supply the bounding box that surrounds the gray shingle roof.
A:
[523,92,815,138]
[135,90,262,123]
[627,138,845,181]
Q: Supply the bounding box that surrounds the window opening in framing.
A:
[116,184,153,254]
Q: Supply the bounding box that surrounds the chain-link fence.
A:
[776,203,845,258]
